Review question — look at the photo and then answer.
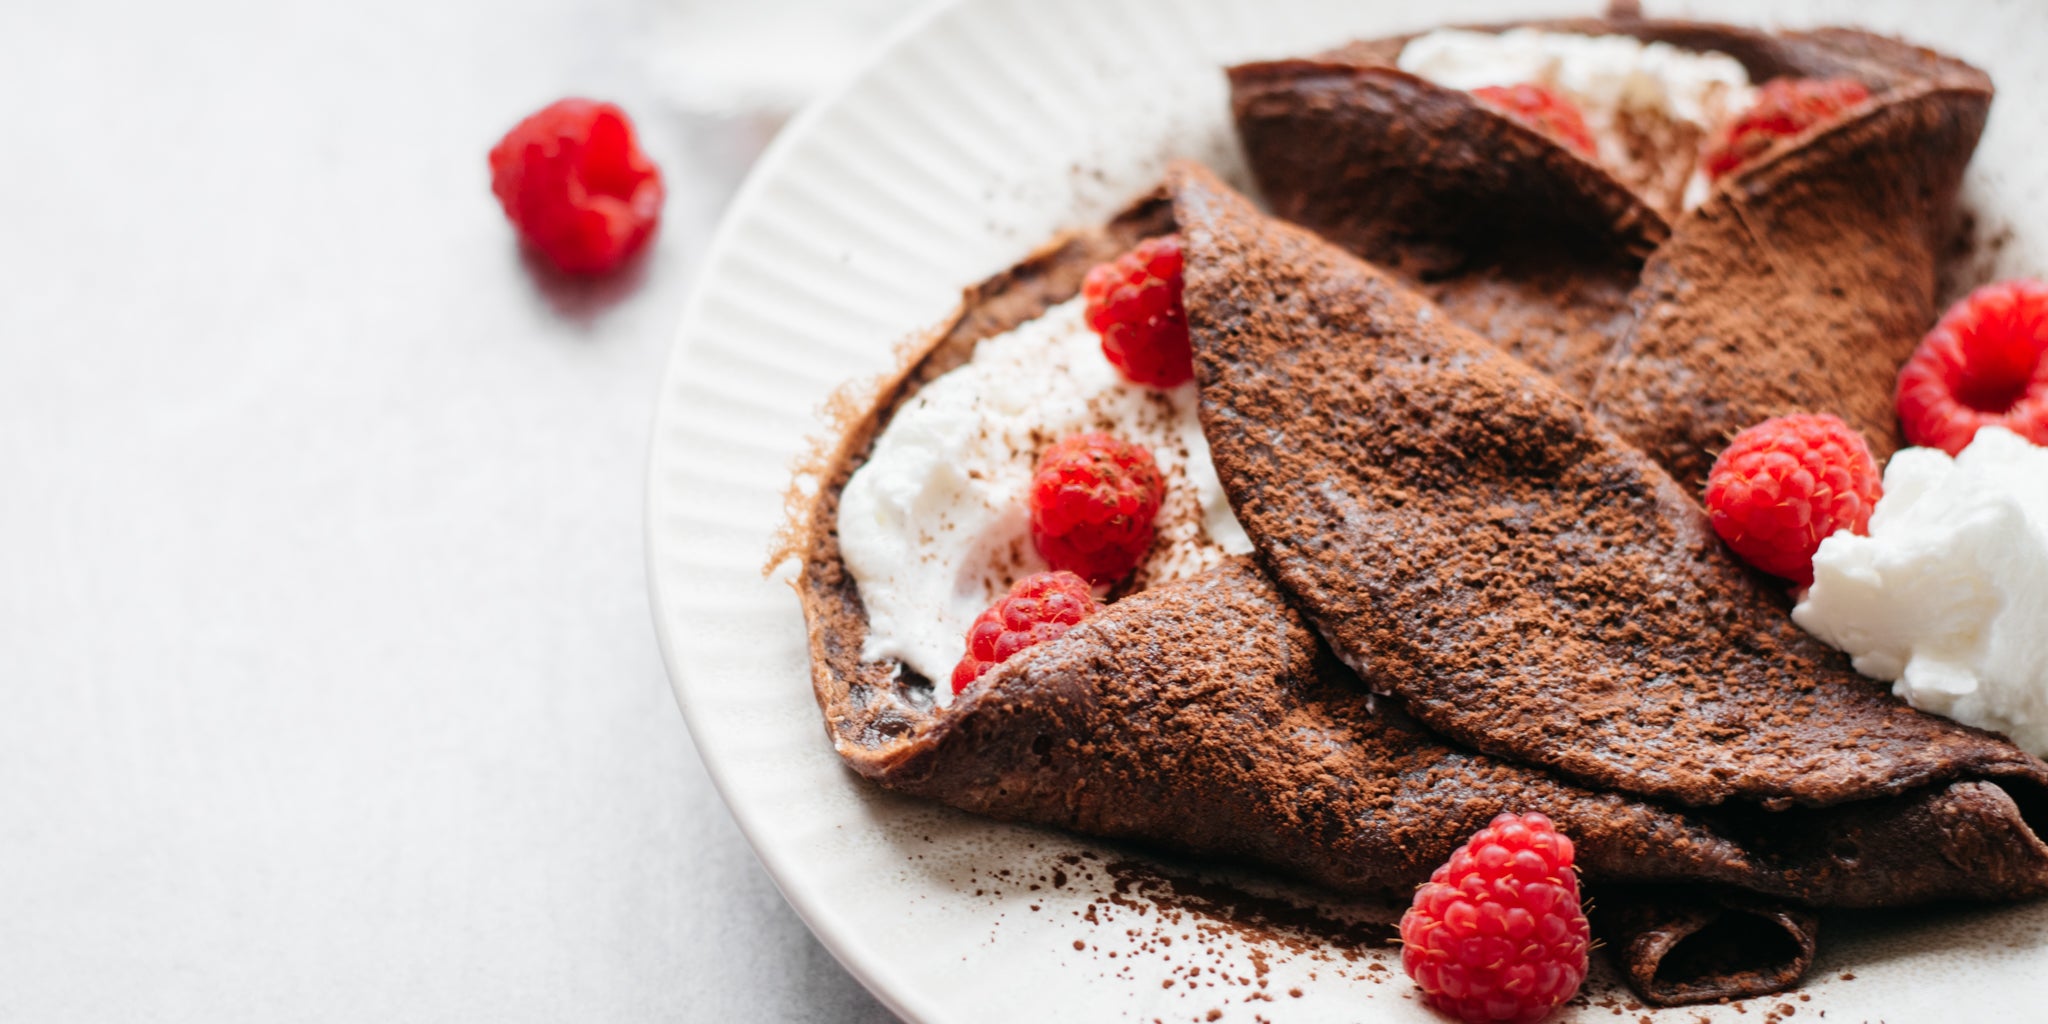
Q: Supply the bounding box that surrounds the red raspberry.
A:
[1703,77,1872,180]
[1896,279,2048,455]
[949,571,1101,694]
[1028,433,1165,585]
[1704,414,1883,586]
[1400,812,1590,1024]
[1470,84,1598,160]
[1082,235,1194,387]
[489,99,664,275]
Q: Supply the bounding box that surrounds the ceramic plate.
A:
[646,0,2048,1019]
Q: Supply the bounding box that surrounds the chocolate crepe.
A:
[1229,42,1656,398]
[850,559,2048,914]
[1171,158,2048,815]
[791,169,2048,1005]
[804,546,2044,1002]
[1228,19,1992,484]
[1227,16,1694,398]
[1588,31,1991,488]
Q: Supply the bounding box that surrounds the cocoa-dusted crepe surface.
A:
[1171,157,2048,816]
[1229,17,1992,488]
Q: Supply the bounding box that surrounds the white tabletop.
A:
[0,0,902,1019]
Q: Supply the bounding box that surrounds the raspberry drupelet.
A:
[1703,77,1872,180]
[1082,235,1195,387]
[1400,812,1591,1024]
[1704,414,1883,586]
[489,98,664,275]
[1896,279,2048,455]
[949,571,1101,694]
[1470,84,1598,159]
[1028,432,1165,586]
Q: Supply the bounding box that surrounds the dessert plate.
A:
[645,0,2048,1019]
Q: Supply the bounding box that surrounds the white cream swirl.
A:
[836,298,1251,700]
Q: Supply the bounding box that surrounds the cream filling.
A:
[836,298,1251,701]
[1397,27,1757,210]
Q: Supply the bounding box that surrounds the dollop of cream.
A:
[837,298,1251,700]
[1793,428,2048,754]
[1397,28,1756,209]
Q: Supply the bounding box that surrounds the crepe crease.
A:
[794,46,2040,1003]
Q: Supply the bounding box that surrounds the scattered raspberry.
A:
[489,99,664,275]
[1704,414,1883,586]
[1470,84,1598,159]
[1400,812,1590,1024]
[949,571,1101,694]
[1082,235,1194,387]
[1028,433,1165,585]
[1896,279,2048,455]
[1703,77,1872,180]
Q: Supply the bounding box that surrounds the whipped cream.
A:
[1397,28,1756,209]
[837,298,1252,700]
[1793,428,2048,755]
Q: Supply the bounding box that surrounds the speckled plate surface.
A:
[645,0,2048,1019]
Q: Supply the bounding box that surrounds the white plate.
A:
[646,0,2048,1019]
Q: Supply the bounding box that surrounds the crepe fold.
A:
[868,558,2048,911]
[794,165,2048,1005]
[1229,39,1655,400]
[1228,18,1992,488]
[1174,157,2047,811]
[802,551,2043,1002]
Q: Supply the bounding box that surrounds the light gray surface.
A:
[0,0,896,1020]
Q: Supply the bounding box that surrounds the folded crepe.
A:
[1591,29,1990,488]
[801,548,2046,1001]
[1172,157,2048,813]
[791,166,2048,1005]
[1228,17,1992,487]
[1230,32,1659,399]
[854,558,2048,916]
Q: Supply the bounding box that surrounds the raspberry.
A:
[1028,433,1165,585]
[489,99,664,275]
[1400,812,1590,1024]
[1896,279,2048,455]
[949,571,1101,694]
[1704,414,1883,586]
[1703,77,1872,180]
[1470,84,1598,159]
[1083,235,1194,387]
